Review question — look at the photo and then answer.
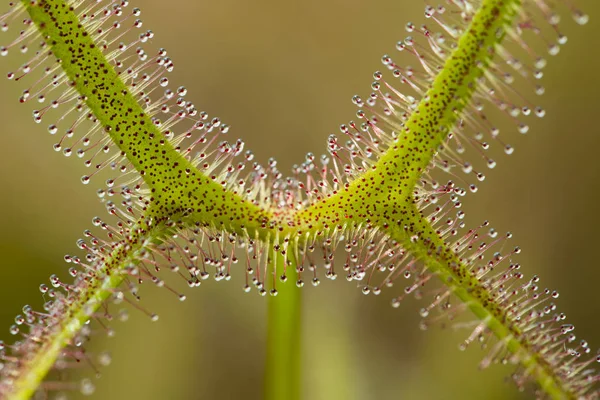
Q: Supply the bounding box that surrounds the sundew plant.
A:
[0,0,598,399]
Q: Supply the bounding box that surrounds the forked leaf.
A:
[0,0,597,399]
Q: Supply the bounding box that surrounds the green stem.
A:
[264,252,302,400]
[390,214,572,399]
[7,220,155,400]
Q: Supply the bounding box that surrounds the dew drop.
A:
[98,351,112,366]
[558,35,568,45]
[50,274,60,288]
[535,85,545,96]
[574,11,589,26]
[118,309,129,322]
[518,124,529,134]
[534,107,546,118]
[80,379,95,396]
[424,5,435,18]
[535,57,547,70]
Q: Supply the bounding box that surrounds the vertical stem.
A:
[264,252,303,400]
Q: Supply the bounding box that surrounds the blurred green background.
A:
[0,1,598,399]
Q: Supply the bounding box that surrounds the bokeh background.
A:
[0,1,598,399]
